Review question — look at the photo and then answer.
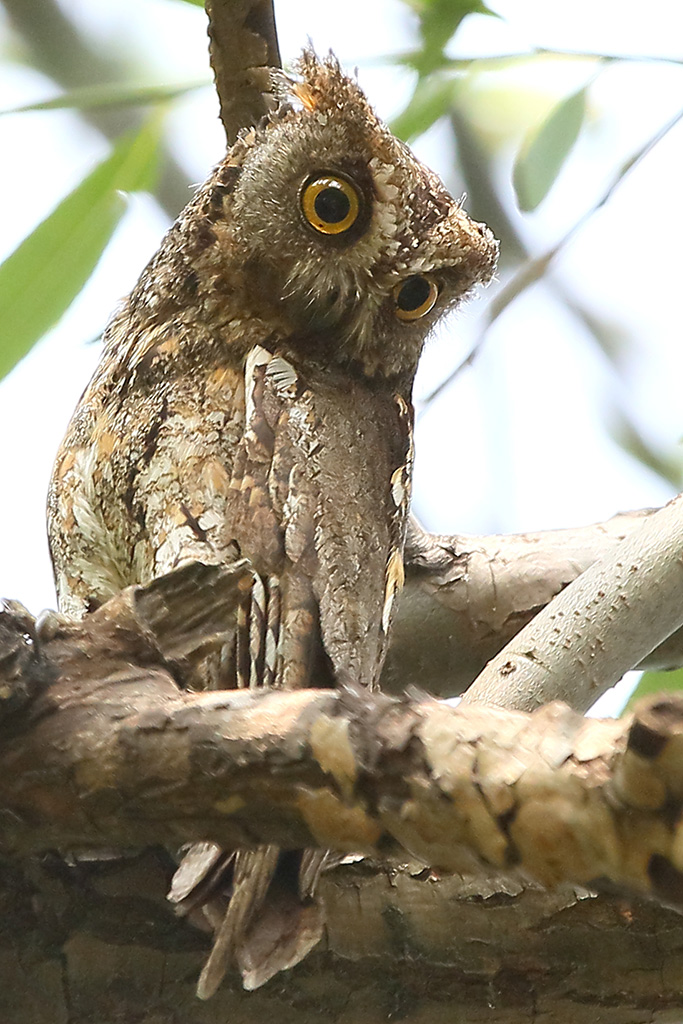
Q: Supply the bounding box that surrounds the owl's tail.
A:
[170,570,330,997]
[169,843,328,999]
[206,847,328,996]
[196,844,280,998]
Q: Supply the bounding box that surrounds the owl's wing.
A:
[196,349,329,995]
[305,377,413,688]
[223,345,323,690]
[229,345,413,690]
[163,346,329,996]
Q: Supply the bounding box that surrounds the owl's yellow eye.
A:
[394,275,439,321]
[300,174,360,235]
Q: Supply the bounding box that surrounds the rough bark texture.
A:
[2,562,683,1021]
[1,852,683,1024]
[1,559,682,888]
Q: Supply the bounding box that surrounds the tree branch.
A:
[463,494,683,711]
[2,564,683,918]
[1,848,680,1021]
[205,0,280,143]
[386,507,683,697]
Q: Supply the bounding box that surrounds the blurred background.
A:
[0,0,681,706]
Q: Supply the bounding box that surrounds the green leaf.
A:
[0,79,209,116]
[391,72,459,142]
[0,117,162,380]
[513,87,586,212]
[610,406,683,489]
[624,667,683,714]
[404,0,499,74]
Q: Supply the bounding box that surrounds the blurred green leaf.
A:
[1,79,209,116]
[562,297,633,367]
[0,118,162,380]
[403,0,498,74]
[174,0,204,5]
[624,667,683,713]
[513,87,586,211]
[609,406,683,489]
[391,72,459,142]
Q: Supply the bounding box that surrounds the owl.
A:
[47,51,497,994]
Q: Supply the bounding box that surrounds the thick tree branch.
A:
[2,564,683,918]
[1,850,681,1021]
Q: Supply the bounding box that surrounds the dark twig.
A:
[205,0,281,143]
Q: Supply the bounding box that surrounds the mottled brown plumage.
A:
[47,50,497,995]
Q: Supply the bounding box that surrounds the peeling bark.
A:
[1,563,683,903]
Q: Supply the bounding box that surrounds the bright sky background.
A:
[0,0,681,717]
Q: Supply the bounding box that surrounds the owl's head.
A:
[195,50,497,379]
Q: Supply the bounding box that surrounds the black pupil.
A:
[314,185,350,224]
[397,276,431,312]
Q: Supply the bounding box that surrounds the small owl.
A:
[47,51,497,994]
